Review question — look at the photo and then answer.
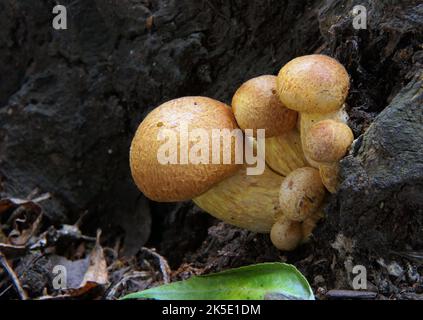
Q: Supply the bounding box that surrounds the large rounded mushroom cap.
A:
[277,54,350,113]
[130,96,241,202]
[232,75,297,137]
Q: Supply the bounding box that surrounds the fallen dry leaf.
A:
[49,230,109,297]
[79,230,108,290]
[8,211,43,246]
[0,193,50,216]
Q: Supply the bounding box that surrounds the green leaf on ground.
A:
[121,262,314,300]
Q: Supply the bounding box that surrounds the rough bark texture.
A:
[316,0,423,254]
[0,0,422,293]
[328,75,423,252]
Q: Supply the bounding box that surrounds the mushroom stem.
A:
[265,128,308,177]
[193,164,284,233]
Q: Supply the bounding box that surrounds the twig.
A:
[105,271,152,300]
[0,284,13,297]
[31,193,51,203]
[326,289,377,300]
[26,188,40,200]
[0,252,28,300]
[265,292,302,300]
[74,210,89,228]
[391,250,423,264]
[141,247,171,284]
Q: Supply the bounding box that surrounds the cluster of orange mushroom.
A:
[130,54,354,251]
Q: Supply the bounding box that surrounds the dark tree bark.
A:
[317,0,423,254]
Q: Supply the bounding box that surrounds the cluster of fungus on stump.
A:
[130,54,354,251]
[277,54,353,193]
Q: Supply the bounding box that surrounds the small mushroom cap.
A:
[232,75,297,137]
[130,96,241,202]
[305,119,354,163]
[270,217,303,251]
[277,54,350,113]
[299,107,349,168]
[279,167,326,222]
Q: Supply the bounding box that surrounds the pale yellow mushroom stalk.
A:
[194,164,284,233]
[265,128,308,176]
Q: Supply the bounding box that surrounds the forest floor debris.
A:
[1,194,422,300]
